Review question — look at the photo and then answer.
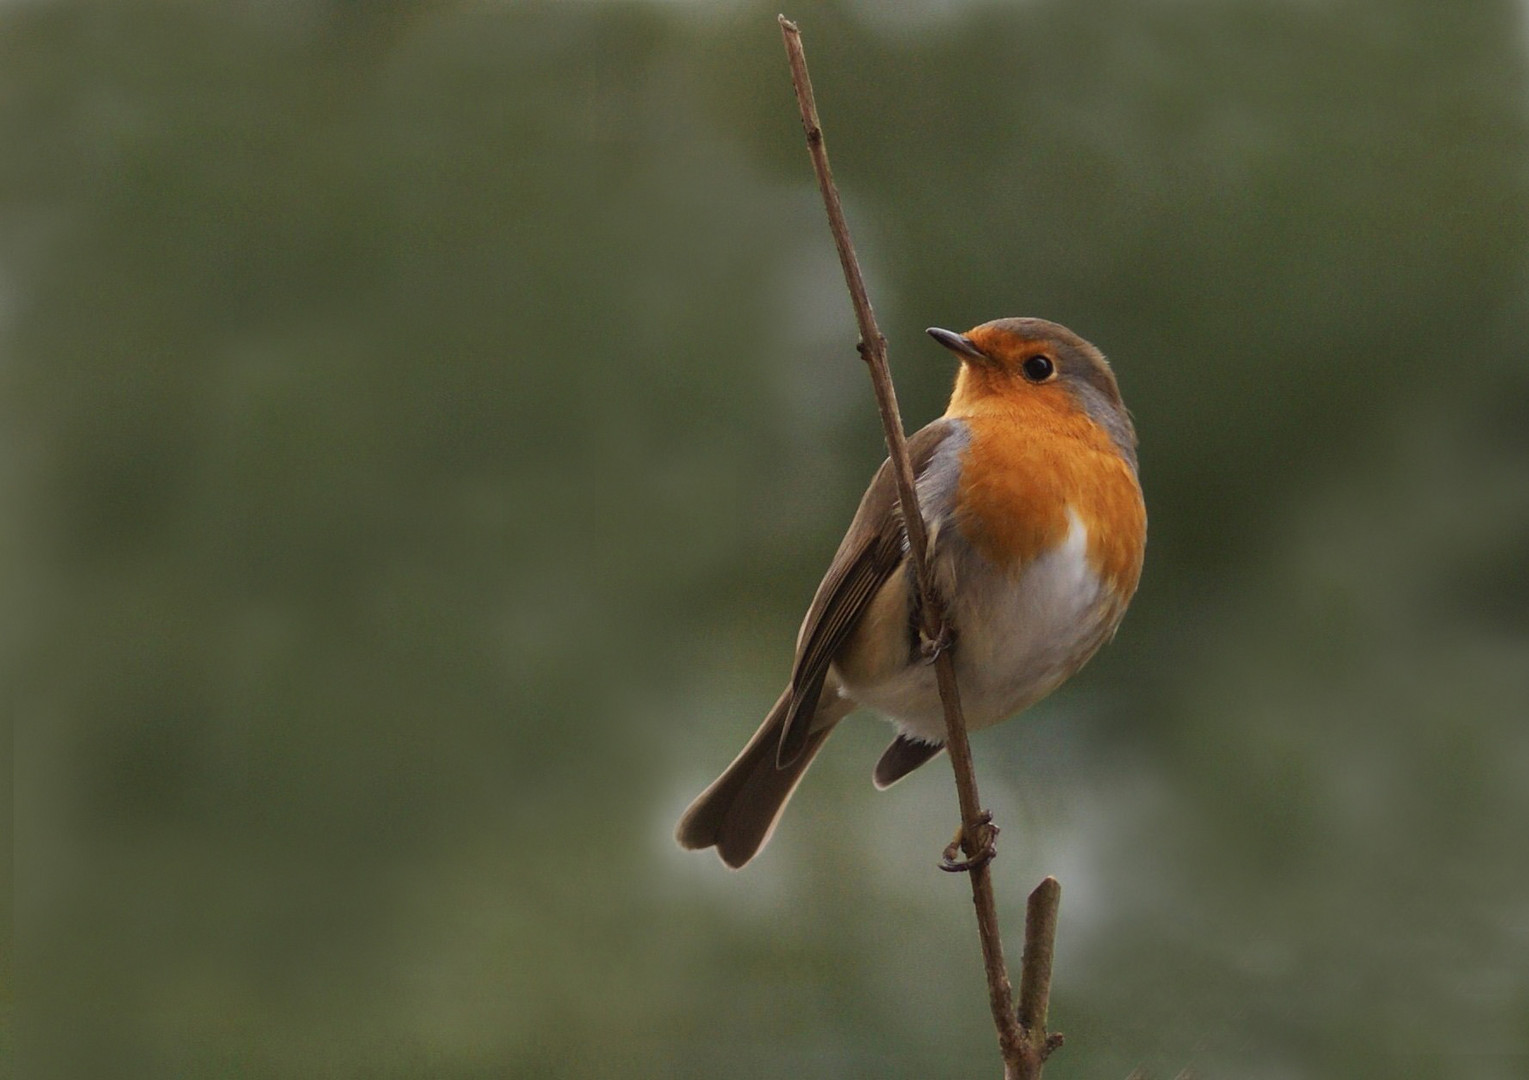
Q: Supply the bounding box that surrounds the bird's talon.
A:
[938,811,998,872]
[920,624,955,664]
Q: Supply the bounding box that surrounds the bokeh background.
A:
[7,1,1529,1077]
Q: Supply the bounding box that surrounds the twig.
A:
[777,15,1062,1078]
[1018,877,1065,1075]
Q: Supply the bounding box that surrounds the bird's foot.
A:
[919,622,956,664]
[939,810,998,873]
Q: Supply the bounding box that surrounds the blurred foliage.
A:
[5,1,1528,1077]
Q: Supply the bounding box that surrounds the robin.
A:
[677,318,1145,868]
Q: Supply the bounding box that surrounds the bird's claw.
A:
[939,810,998,873]
[920,623,955,664]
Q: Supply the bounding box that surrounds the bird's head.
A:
[927,317,1137,469]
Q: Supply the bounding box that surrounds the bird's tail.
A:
[676,687,848,868]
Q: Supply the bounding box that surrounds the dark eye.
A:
[1022,354,1055,382]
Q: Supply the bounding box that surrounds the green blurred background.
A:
[6,1,1528,1076]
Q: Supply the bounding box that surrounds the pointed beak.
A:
[926,326,987,361]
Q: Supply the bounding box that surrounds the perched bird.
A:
[677,318,1145,868]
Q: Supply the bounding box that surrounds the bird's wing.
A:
[776,419,960,766]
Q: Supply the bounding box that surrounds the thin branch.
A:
[777,15,1061,1078]
[775,15,931,584]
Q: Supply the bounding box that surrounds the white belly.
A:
[834,510,1117,743]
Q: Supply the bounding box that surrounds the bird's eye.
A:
[1021,355,1055,382]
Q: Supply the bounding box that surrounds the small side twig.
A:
[1018,877,1065,1073]
[777,15,1062,1078]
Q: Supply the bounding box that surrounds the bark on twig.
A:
[777,15,1062,1078]
[1018,877,1065,1075]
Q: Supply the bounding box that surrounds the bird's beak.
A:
[926,327,987,361]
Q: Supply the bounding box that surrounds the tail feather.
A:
[677,688,845,868]
[872,733,944,789]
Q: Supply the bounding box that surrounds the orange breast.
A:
[948,390,1145,599]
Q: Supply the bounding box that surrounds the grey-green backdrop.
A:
[7,1,1528,1077]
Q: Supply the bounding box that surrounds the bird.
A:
[676,317,1145,868]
